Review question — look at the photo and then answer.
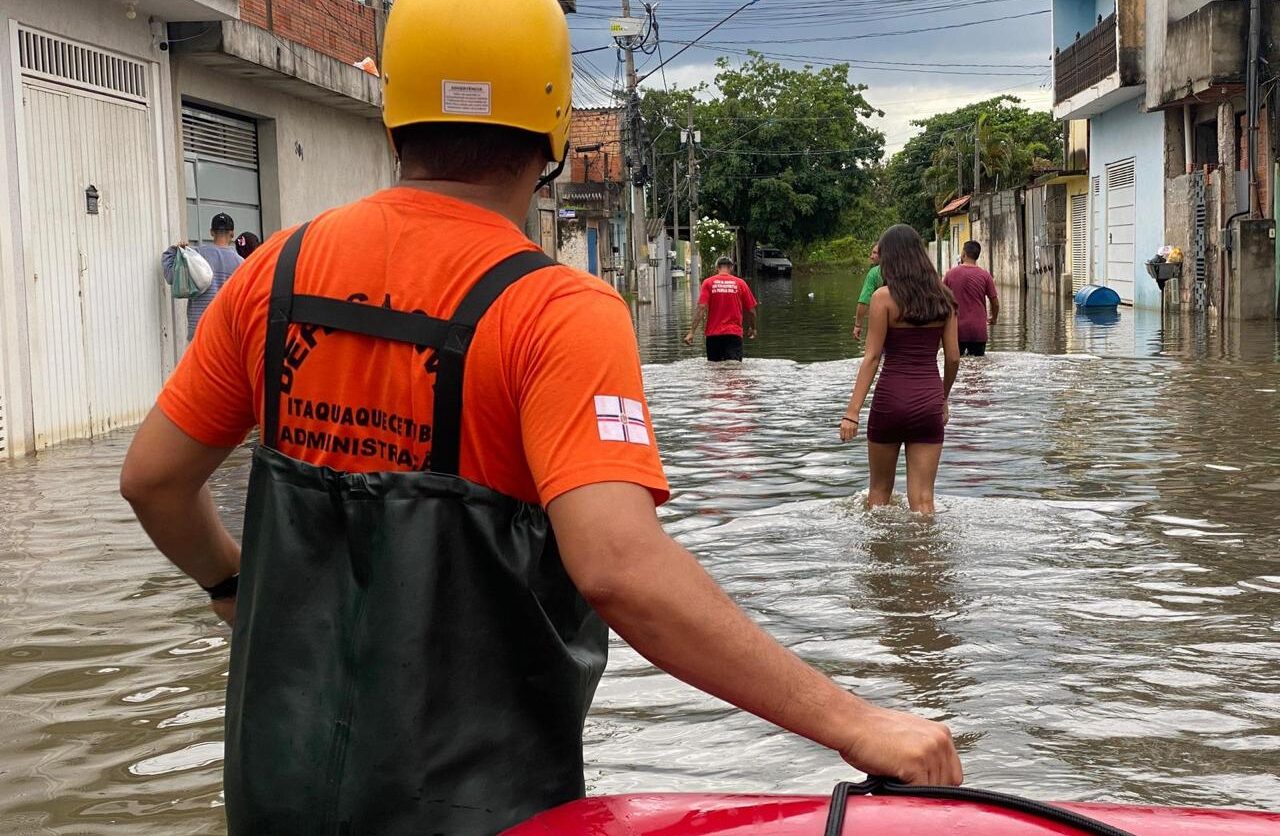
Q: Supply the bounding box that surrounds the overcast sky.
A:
[567,0,1054,157]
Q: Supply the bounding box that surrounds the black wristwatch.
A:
[200,574,239,601]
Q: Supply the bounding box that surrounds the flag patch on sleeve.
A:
[595,395,651,445]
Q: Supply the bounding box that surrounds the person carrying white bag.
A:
[162,212,245,341]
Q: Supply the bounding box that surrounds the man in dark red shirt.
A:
[942,240,1000,356]
[683,256,758,361]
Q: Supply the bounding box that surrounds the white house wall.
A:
[172,58,394,239]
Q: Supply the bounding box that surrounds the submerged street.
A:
[2,269,1279,833]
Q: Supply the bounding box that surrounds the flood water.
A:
[2,268,1279,833]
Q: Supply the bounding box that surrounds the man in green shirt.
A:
[852,242,882,341]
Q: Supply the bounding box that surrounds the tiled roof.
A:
[937,194,971,217]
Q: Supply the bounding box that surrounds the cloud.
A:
[639,61,719,95]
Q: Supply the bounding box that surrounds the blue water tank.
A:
[1074,285,1122,308]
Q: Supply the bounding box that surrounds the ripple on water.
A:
[1,287,1278,831]
[128,743,224,777]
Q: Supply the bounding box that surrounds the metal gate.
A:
[1191,170,1208,311]
[14,26,166,448]
[1069,192,1088,291]
[1104,158,1136,303]
[182,106,261,242]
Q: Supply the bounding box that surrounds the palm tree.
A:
[923,115,1026,209]
[973,112,1015,190]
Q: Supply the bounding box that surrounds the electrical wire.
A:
[667,9,1050,46]
[637,0,762,84]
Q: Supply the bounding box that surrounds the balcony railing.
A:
[1054,13,1118,104]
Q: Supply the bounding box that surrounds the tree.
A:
[641,54,884,252]
[887,96,1062,236]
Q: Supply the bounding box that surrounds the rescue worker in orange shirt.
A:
[119,1,961,833]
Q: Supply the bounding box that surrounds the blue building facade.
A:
[1053,0,1167,309]
[1087,100,1167,310]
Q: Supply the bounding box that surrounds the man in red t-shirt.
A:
[683,256,758,361]
[943,240,1000,356]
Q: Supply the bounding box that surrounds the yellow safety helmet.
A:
[382,0,573,164]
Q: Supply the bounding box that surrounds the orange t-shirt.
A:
[158,187,669,507]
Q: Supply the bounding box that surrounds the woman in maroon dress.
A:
[839,225,960,513]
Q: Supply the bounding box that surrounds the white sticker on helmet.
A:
[442,80,492,116]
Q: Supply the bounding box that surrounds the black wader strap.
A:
[430,249,555,476]
[290,295,452,346]
[261,226,553,473]
[263,222,310,449]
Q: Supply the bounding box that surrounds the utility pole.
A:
[672,157,680,275]
[620,0,645,295]
[602,151,613,287]
[652,145,660,217]
[686,102,701,285]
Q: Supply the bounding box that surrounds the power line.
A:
[636,0,762,84]
[680,43,1046,76]
[668,9,1050,46]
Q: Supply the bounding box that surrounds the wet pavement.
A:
[1,268,1278,833]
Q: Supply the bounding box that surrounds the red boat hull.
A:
[506,793,1280,835]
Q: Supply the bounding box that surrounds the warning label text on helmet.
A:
[442,81,492,116]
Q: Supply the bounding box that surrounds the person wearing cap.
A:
[120,1,961,833]
[161,212,244,340]
[683,255,759,361]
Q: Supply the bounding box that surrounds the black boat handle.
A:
[823,776,1135,836]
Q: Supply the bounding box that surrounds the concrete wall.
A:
[971,189,1025,290]
[1146,0,1247,110]
[173,58,394,236]
[1089,98,1167,308]
[1148,2,1279,110]
[1117,0,1146,86]
[1168,0,1211,20]
[1231,219,1276,320]
[1164,174,1194,304]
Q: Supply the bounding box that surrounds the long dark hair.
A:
[235,231,260,259]
[878,224,955,325]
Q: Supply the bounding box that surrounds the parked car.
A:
[754,246,793,278]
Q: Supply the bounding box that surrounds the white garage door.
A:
[1070,191,1088,292]
[15,26,166,448]
[1105,158,1136,304]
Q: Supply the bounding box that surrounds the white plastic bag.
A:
[171,246,214,299]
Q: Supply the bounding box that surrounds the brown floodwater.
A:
[1,269,1278,833]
